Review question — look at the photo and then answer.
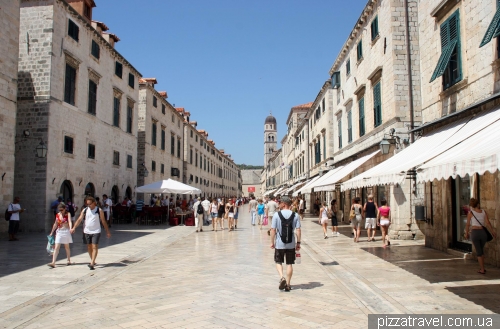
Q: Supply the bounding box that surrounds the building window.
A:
[88,143,95,159]
[204,158,207,171]
[373,82,382,127]
[127,155,132,169]
[196,152,198,167]
[171,135,175,155]
[128,73,134,89]
[91,40,100,59]
[322,98,325,113]
[177,139,181,158]
[195,135,198,142]
[88,80,97,115]
[195,176,199,184]
[172,114,175,122]
[153,96,157,108]
[162,104,165,114]
[113,151,120,165]
[115,62,123,78]
[358,97,365,137]
[113,96,120,127]
[430,10,462,89]
[64,64,77,106]
[190,130,193,138]
[64,136,74,154]
[323,134,326,160]
[331,71,340,88]
[151,122,157,146]
[126,104,133,133]
[347,111,353,143]
[84,3,91,18]
[68,19,79,41]
[161,128,165,150]
[151,160,156,172]
[190,149,193,164]
[346,59,351,76]
[371,16,379,41]
[161,164,165,174]
[338,119,342,149]
[357,39,363,61]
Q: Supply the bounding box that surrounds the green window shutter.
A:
[357,40,363,61]
[359,97,365,137]
[323,134,326,160]
[430,11,460,82]
[338,119,342,149]
[347,111,353,142]
[371,16,379,40]
[480,4,500,47]
[373,82,382,127]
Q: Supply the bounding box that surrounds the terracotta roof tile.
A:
[158,91,167,98]
[175,107,185,113]
[139,78,157,85]
[103,32,120,42]
[292,102,313,109]
[91,20,109,31]
[184,111,191,116]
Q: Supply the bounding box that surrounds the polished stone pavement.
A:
[1,205,500,328]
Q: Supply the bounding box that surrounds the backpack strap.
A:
[276,211,295,240]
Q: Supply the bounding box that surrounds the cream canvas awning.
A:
[263,188,277,196]
[300,166,345,194]
[417,118,500,182]
[293,175,321,196]
[314,150,380,192]
[341,108,500,191]
[292,177,314,196]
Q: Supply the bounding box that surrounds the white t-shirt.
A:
[299,199,304,210]
[8,203,21,221]
[103,199,113,214]
[201,200,211,212]
[84,207,101,234]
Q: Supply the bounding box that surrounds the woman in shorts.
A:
[217,198,226,230]
[330,199,339,237]
[48,203,73,267]
[319,202,329,239]
[377,199,391,247]
[351,197,363,242]
[211,199,219,231]
[226,198,235,231]
[257,199,266,229]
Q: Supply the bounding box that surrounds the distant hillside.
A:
[237,164,264,170]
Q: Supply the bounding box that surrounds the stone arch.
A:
[125,186,132,199]
[85,182,95,197]
[59,180,73,203]
[111,185,119,204]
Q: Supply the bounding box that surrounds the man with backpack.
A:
[193,197,204,232]
[270,196,301,292]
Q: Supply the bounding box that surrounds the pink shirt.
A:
[379,206,390,217]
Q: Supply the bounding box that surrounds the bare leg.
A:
[64,244,71,263]
[285,264,293,286]
[478,255,485,272]
[275,263,284,279]
[51,244,61,265]
[322,222,327,237]
[87,244,93,259]
[356,227,361,242]
[212,217,216,231]
[381,226,387,247]
[367,228,372,241]
[90,244,98,265]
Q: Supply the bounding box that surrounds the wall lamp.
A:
[16,131,48,158]
[141,162,149,177]
[379,128,409,155]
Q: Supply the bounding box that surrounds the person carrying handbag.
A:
[465,198,496,274]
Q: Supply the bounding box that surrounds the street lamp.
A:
[35,140,48,158]
[379,139,391,154]
[141,162,149,177]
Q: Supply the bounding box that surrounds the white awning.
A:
[292,177,313,196]
[274,186,285,195]
[341,108,500,191]
[283,181,303,195]
[315,150,380,192]
[301,166,345,194]
[263,188,277,196]
[293,175,321,196]
[417,117,500,182]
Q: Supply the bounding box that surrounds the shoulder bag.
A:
[471,211,493,242]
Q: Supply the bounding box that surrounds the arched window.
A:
[60,180,73,203]
[125,186,132,199]
[111,185,119,204]
[85,183,95,197]
[271,136,274,141]
[268,136,271,141]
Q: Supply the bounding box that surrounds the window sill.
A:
[112,164,120,168]
[91,55,99,64]
[371,34,380,46]
[87,158,96,163]
[357,58,364,66]
[62,152,74,159]
[439,78,468,99]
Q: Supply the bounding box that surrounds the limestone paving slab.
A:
[1,206,500,328]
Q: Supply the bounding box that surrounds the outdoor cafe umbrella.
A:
[135,179,202,195]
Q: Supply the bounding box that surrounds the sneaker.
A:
[331,232,335,237]
[336,232,341,236]
[279,277,287,290]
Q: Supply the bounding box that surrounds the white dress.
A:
[55,213,73,244]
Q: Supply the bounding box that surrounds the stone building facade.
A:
[0,0,20,231]
[16,0,141,231]
[241,169,262,198]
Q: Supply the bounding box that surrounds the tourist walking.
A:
[218,198,226,230]
[226,198,235,231]
[211,199,219,231]
[319,202,329,239]
[270,196,301,292]
[465,198,496,274]
[377,199,391,247]
[102,194,113,228]
[7,197,24,241]
[135,198,144,223]
[48,203,73,267]
[257,199,265,229]
[265,197,279,235]
[233,198,241,229]
[72,196,111,270]
[193,198,204,232]
[298,196,304,219]
[363,195,378,242]
[330,199,339,237]
[248,196,258,225]
[351,197,363,242]
[201,197,211,225]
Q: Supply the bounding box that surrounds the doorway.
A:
[60,180,73,203]
[451,175,474,252]
[111,185,119,205]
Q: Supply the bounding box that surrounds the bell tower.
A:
[264,112,277,166]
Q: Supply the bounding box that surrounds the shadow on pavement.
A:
[0,224,161,278]
[361,245,500,283]
[293,282,324,290]
[446,284,500,313]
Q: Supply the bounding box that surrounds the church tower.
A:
[264,113,277,166]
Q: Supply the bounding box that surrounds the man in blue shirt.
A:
[270,196,301,292]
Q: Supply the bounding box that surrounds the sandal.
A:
[478,270,486,274]
[67,261,72,266]
[47,263,55,268]
[279,277,287,290]
[88,264,95,270]
[284,285,291,292]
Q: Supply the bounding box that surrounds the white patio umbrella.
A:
[135,179,202,195]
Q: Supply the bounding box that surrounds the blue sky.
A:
[94,0,367,166]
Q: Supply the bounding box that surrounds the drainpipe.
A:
[404,0,415,143]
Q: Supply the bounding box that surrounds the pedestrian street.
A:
[1,204,500,329]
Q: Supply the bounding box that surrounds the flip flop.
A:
[478,270,486,274]
[88,264,95,270]
[47,263,55,268]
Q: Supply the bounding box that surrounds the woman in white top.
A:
[210,199,219,231]
[319,202,330,239]
[48,203,73,268]
[465,198,496,274]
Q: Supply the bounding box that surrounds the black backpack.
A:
[277,211,295,244]
[4,204,12,221]
[197,203,204,214]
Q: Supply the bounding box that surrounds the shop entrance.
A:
[451,175,474,252]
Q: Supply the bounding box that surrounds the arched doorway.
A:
[85,183,95,197]
[111,185,119,205]
[125,186,132,199]
[59,180,73,202]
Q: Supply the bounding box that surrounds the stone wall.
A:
[0,0,20,231]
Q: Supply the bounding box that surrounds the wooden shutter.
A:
[373,82,382,127]
[88,80,97,114]
[430,11,460,82]
[359,97,365,137]
[480,3,500,47]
